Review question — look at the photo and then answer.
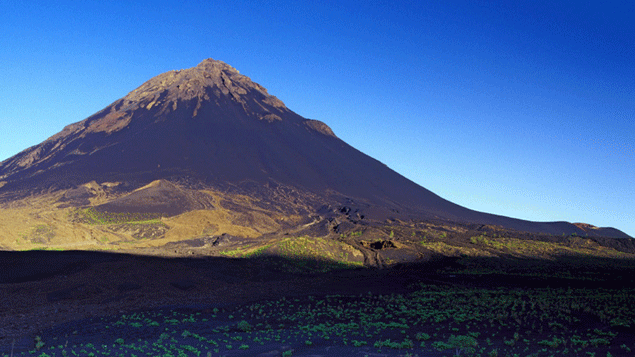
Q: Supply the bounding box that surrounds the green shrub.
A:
[236,320,252,332]
[416,332,431,341]
[35,336,45,350]
[538,336,565,348]
[432,341,452,351]
[447,335,478,355]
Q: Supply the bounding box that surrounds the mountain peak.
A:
[124,58,285,112]
[0,59,629,239]
[0,59,292,180]
[59,59,288,138]
[195,58,239,73]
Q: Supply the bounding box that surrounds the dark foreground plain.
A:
[2,249,635,357]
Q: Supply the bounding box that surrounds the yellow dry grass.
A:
[0,194,111,250]
[0,185,305,251]
[420,241,496,257]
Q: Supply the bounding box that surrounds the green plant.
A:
[447,335,478,356]
[432,340,453,351]
[236,320,252,332]
[538,336,565,348]
[416,332,431,341]
[35,336,45,350]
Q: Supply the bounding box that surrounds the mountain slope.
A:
[0,59,629,239]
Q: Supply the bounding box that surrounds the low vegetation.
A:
[5,277,635,356]
[71,208,164,226]
[414,232,631,262]
[468,234,629,258]
[219,236,364,273]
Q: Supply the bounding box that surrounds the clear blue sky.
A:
[1,1,633,237]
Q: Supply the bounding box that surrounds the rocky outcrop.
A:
[303,119,336,137]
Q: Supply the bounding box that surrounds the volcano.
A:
[0,59,630,243]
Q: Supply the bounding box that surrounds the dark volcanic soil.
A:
[0,250,412,352]
[2,250,635,356]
